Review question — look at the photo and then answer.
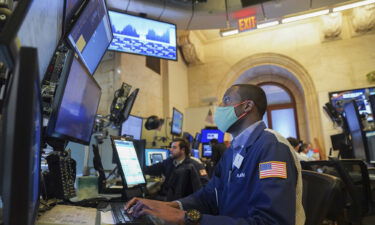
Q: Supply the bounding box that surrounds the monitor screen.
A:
[67,0,113,74]
[344,101,368,161]
[201,129,224,143]
[47,56,101,145]
[120,115,143,140]
[145,149,170,166]
[202,144,212,157]
[0,47,42,225]
[329,87,375,121]
[108,10,177,61]
[171,108,183,136]
[192,149,200,158]
[63,0,85,34]
[112,139,146,188]
[17,0,64,80]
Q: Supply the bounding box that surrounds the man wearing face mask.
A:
[125,84,305,225]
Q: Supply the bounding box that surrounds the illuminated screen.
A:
[49,57,101,144]
[120,115,143,140]
[201,129,224,143]
[192,149,200,158]
[202,144,212,157]
[329,87,375,121]
[108,11,177,61]
[145,149,170,166]
[67,0,113,74]
[171,108,183,136]
[114,140,146,187]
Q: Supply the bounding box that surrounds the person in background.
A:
[298,143,315,161]
[210,139,226,166]
[125,84,305,225]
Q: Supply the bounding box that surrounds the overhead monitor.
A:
[16,0,64,80]
[111,137,146,188]
[171,107,183,136]
[120,115,143,140]
[145,149,170,166]
[47,56,101,145]
[108,10,177,61]
[63,0,85,34]
[330,87,375,121]
[0,47,42,225]
[344,100,368,161]
[202,144,212,157]
[201,129,224,143]
[67,0,113,74]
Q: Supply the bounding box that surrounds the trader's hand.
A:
[125,197,185,225]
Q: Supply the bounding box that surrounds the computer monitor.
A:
[192,132,201,150]
[183,132,194,143]
[192,149,200,158]
[122,89,139,123]
[120,115,143,140]
[47,56,101,145]
[63,0,85,35]
[201,129,224,143]
[145,149,170,166]
[171,107,183,136]
[111,137,146,188]
[17,0,64,80]
[107,10,177,61]
[67,0,113,74]
[344,100,368,161]
[202,144,212,157]
[0,47,42,225]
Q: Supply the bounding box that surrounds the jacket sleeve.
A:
[143,161,165,176]
[184,141,299,225]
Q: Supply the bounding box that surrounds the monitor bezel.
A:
[107,9,178,62]
[46,54,102,145]
[171,107,183,136]
[110,136,147,189]
[122,88,139,123]
[119,114,143,140]
[66,0,113,75]
[62,0,86,36]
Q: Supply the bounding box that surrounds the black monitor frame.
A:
[46,54,101,145]
[62,0,86,35]
[122,89,139,124]
[171,107,183,136]
[0,47,42,225]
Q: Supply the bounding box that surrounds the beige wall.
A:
[188,14,375,155]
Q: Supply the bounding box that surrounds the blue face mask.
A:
[214,101,250,133]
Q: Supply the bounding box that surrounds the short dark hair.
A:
[287,137,299,148]
[232,84,267,118]
[173,138,191,156]
[209,139,219,145]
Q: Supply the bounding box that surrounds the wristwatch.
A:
[184,209,201,225]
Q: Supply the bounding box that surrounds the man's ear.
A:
[244,100,254,113]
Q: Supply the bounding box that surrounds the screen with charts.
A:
[145,149,170,166]
[67,0,112,74]
[201,129,224,143]
[113,139,146,187]
[171,108,183,136]
[108,10,177,61]
[202,144,212,157]
[120,115,143,140]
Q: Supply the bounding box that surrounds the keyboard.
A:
[110,202,135,224]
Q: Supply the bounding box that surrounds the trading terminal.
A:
[0,0,375,224]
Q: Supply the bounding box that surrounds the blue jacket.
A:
[179,122,304,225]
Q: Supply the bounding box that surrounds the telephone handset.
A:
[45,150,76,200]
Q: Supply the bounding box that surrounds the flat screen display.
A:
[48,57,101,144]
[201,129,224,143]
[192,149,200,158]
[63,0,85,34]
[202,144,212,157]
[108,10,177,61]
[113,139,146,187]
[67,0,113,74]
[171,108,183,136]
[120,115,143,140]
[145,149,170,166]
[329,87,375,121]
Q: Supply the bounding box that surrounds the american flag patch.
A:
[259,161,287,179]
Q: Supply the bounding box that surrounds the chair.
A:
[302,170,344,225]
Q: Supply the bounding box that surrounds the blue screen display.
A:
[201,129,224,143]
[171,108,183,135]
[121,115,143,140]
[54,57,101,144]
[67,0,113,74]
[192,149,200,158]
[108,11,177,61]
[202,144,212,157]
[145,149,170,166]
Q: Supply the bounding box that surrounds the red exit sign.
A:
[238,16,257,32]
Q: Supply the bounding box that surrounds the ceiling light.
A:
[257,21,279,29]
[333,0,375,12]
[220,28,239,37]
[281,9,330,23]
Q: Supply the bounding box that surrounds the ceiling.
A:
[106,0,353,30]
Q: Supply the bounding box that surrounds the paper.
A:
[100,211,115,225]
[37,205,96,225]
